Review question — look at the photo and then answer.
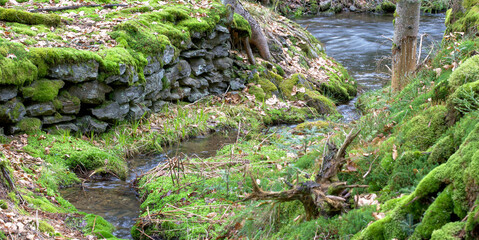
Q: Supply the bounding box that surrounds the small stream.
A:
[60,133,236,238]
[61,12,446,240]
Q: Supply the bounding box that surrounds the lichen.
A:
[22,79,64,102]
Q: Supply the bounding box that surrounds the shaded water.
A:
[296,12,446,121]
[61,133,236,239]
[61,12,446,240]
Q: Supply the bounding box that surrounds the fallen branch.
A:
[29,4,129,13]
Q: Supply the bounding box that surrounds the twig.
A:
[29,4,128,12]
[416,33,428,65]
[136,227,155,240]
[335,129,361,160]
[362,155,379,178]
[92,216,97,233]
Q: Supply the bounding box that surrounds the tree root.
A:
[244,128,365,220]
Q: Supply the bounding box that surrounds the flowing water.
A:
[61,12,446,239]
[60,133,236,238]
[296,12,446,122]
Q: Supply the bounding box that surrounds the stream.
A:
[61,12,446,239]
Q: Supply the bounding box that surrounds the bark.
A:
[223,0,272,61]
[244,37,256,65]
[391,0,420,92]
[244,129,365,220]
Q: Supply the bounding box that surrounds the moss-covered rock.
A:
[400,105,448,151]
[380,0,396,13]
[428,135,456,164]
[0,8,61,26]
[38,220,55,235]
[248,85,266,101]
[295,120,330,131]
[447,3,479,35]
[17,117,42,133]
[431,221,465,240]
[22,79,64,102]
[448,55,479,90]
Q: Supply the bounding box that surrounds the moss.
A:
[0,199,7,209]
[302,89,337,115]
[448,55,479,90]
[428,135,456,164]
[248,85,266,102]
[431,221,465,240]
[411,186,454,239]
[381,1,397,13]
[232,13,251,37]
[294,151,320,169]
[0,42,38,85]
[0,230,5,240]
[38,220,55,235]
[258,78,277,98]
[295,120,330,131]
[22,79,64,102]
[24,195,64,213]
[28,47,103,78]
[0,8,61,26]
[279,73,305,98]
[448,5,479,35]
[83,214,116,237]
[464,199,479,237]
[25,134,127,181]
[388,151,435,191]
[17,118,42,133]
[100,47,147,83]
[400,105,448,151]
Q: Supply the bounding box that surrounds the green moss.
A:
[28,47,103,78]
[24,134,127,181]
[278,73,305,98]
[17,118,42,133]
[428,135,456,164]
[400,105,448,151]
[294,150,320,169]
[431,222,465,240]
[0,8,61,26]
[0,40,38,85]
[448,5,479,35]
[387,151,436,191]
[38,220,55,235]
[258,78,277,98]
[411,186,454,239]
[381,0,396,13]
[24,195,64,213]
[83,214,115,237]
[448,55,479,90]
[0,200,7,209]
[302,89,337,115]
[295,120,330,131]
[22,79,64,102]
[248,85,266,101]
[100,47,147,83]
[232,13,251,37]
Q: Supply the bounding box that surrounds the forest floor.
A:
[1,0,479,239]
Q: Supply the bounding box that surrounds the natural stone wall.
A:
[0,25,242,134]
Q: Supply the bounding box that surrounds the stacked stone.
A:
[0,24,245,135]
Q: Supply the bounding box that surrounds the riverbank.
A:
[0,0,355,238]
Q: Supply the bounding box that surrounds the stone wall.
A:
[0,25,244,134]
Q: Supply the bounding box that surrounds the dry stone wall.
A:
[0,25,245,135]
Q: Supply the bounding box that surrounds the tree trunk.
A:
[223,0,272,61]
[391,0,420,92]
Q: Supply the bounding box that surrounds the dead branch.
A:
[29,4,128,13]
[243,129,363,220]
